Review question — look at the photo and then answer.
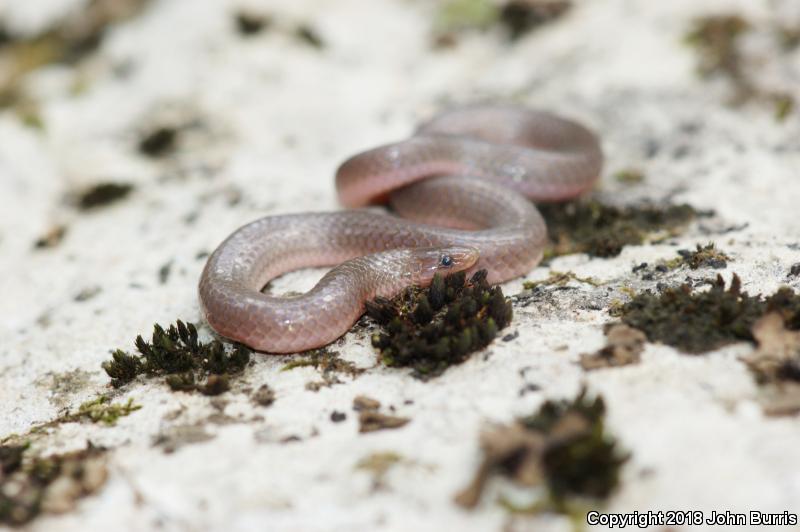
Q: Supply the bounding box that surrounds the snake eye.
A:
[440,255,453,267]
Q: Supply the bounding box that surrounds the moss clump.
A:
[74,182,134,210]
[522,388,627,502]
[367,270,512,379]
[615,274,800,354]
[102,320,251,395]
[676,243,729,269]
[0,444,107,526]
[537,200,698,259]
[455,387,627,509]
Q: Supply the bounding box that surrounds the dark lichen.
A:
[74,182,134,210]
[499,0,572,41]
[102,320,251,395]
[0,443,107,526]
[235,11,271,36]
[367,270,512,379]
[455,387,627,509]
[138,126,177,157]
[614,274,800,354]
[537,200,699,260]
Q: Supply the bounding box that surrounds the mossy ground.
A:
[455,387,627,510]
[685,13,795,120]
[367,270,513,379]
[537,200,699,260]
[0,444,107,526]
[0,0,152,126]
[102,320,251,395]
[614,274,800,354]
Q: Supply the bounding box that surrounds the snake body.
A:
[199,106,603,353]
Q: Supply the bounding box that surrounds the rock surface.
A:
[1,0,799,530]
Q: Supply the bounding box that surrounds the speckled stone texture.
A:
[1,0,799,531]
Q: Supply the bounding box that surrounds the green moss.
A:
[102,320,251,395]
[75,182,134,210]
[67,395,141,425]
[0,444,107,526]
[615,274,800,354]
[774,93,795,122]
[537,199,699,259]
[435,0,499,34]
[613,168,645,184]
[367,270,512,379]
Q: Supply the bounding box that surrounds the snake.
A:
[198,105,603,353]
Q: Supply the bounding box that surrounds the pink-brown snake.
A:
[199,105,603,353]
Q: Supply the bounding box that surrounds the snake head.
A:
[410,246,479,286]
